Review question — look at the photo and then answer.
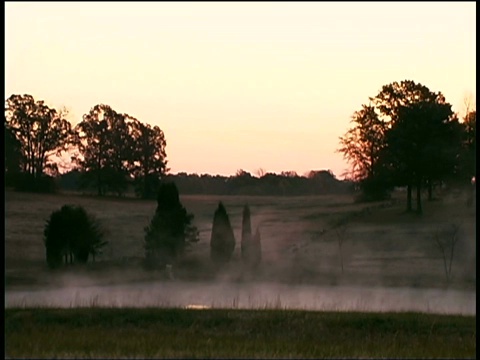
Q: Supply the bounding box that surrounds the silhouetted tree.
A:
[75,104,133,196]
[241,204,253,263]
[337,104,389,201]
[382,95,459,213]
[371,80,445,210]
[44,205,107,269]
[210,202,236,266]
[5,94,73,192]
[128,118,168,199]
[144,182,199,270]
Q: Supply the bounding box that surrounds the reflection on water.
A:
[5,282,476,315]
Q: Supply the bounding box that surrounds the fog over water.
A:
[5,281,475,315]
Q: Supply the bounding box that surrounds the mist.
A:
[6,279,475,315]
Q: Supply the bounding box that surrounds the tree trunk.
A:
[406,184,412,212]
[416,180,423,214]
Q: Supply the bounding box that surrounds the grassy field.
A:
[5,188,476,290]
[5,308,476,359]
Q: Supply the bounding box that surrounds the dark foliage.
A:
[129,119,167,199]
[74,104,132,196]
[5,94,73,193]
[339,80,464,210]
[144,182,198,270]
[43,205,106,269]
[210,202,236,266]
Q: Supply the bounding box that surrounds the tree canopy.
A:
[5,94,73,191]
[338,80,467,212]
[74,104,168,197]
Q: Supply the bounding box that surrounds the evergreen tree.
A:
[210,202,236,266]
[241,204,253,263]
[144,182,198,269]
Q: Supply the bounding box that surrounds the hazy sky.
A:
[5,2,476,178]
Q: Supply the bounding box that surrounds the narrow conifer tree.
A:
[241,204,253,263]
[210,202,236,266]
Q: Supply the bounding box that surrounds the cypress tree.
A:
[210,202,236,266]
[241,204,253,263]
[144,182,198,269]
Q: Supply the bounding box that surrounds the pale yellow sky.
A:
[5,2,476,178]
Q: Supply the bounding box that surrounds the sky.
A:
[5,2,476,178]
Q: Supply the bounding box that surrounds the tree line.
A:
[6,79,475,206]
[59,168,353,196]
[338,80,476,213]
[5,95,167,199]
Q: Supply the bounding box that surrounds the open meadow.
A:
[5,188,476,358]
[5,188,476,294]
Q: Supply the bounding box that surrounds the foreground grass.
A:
[5,308,475,358]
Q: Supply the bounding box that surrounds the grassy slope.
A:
[5,308,475,359]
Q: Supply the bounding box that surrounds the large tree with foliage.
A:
[383,96,459,213]
[75,104,134,196]
[339,80,462,210]
[144,182,199,270]
[5,94,73,191]
[128,118,168,199]
[370,80,453,209]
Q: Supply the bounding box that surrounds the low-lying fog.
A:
[6,280,475,315]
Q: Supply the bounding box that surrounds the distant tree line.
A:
[5,95,167,199]
[57,168,353,196]
[338,80,476,213]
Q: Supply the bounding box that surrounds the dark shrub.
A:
[44,205,106,269]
